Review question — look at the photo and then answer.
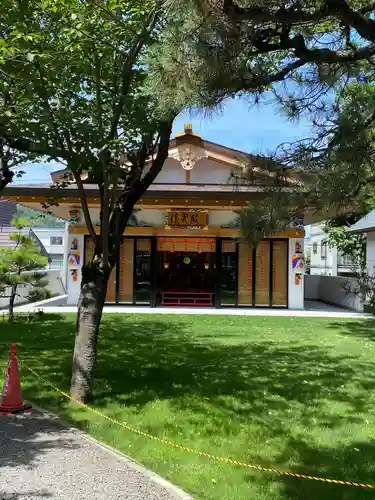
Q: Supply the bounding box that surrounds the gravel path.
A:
[0,410,191,500]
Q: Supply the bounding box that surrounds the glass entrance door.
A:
[157,251,215,292]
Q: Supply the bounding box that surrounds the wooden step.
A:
[161,291,213,306]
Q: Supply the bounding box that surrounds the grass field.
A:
[2,313,375,499]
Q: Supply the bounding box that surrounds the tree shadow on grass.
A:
[92,316,375,421]
[3,314,375,499]
[8,314,371,422]
[277,438,375,500]
[329,319,375,341]
[93,316,375,499]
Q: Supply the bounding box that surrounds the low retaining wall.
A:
[0,270,66,310]
[304,275,363,311]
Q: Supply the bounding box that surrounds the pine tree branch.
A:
[221,0,330,24]
[251,32,375,65]
[234,59,306,92]
[326,0,375,43]
[221,0,375,45]
[359,1,375,14]
[364,110,375,128]
[221,0,375,50]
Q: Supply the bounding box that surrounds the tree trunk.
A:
[70,263,109,402]
[8,285,17,321]
[0,163,13,194]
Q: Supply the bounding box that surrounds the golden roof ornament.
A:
[170,124,207,170]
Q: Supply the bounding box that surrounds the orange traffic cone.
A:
[0,344,31,415]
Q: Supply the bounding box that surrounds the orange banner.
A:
[157,237,215,252]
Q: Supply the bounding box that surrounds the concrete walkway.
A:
[15,299,371,319]
[0,410,191,500]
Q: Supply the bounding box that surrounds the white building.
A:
[305,223,356,276]
[349,210,375,276]
[32,227,66,271]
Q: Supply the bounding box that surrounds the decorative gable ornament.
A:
[169,145,207,171]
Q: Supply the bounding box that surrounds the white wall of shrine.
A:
[189,158,232,184]
[65,233,84,305]
[208,211,237,227]
[153,158,186,183]
[136,209,164,226]
[288,237,305,309]
[153,157,232,184]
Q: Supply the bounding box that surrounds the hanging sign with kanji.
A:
[165,209,208,229]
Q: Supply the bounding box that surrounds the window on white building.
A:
[50,236,63,245]
[321,242,327,259]
[313,243,318,254]
[338,252,354,266]
[49,254,63,270]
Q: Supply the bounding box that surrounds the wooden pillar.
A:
[238,243,253,306]
[150,237,157,307]
[118,238,134,303]
[215,237,222,308]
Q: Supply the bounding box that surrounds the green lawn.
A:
[2,314,375,500]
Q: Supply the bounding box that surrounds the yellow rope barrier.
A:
[21,360,375,490]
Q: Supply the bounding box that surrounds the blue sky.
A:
[12,97,312,184]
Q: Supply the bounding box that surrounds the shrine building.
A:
[2,125,306,309]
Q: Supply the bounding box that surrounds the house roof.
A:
[348,210,375,234]
[0,200,17,226]
[0,124,315,222]
[0,227,51,261]
[50,124,299,186]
